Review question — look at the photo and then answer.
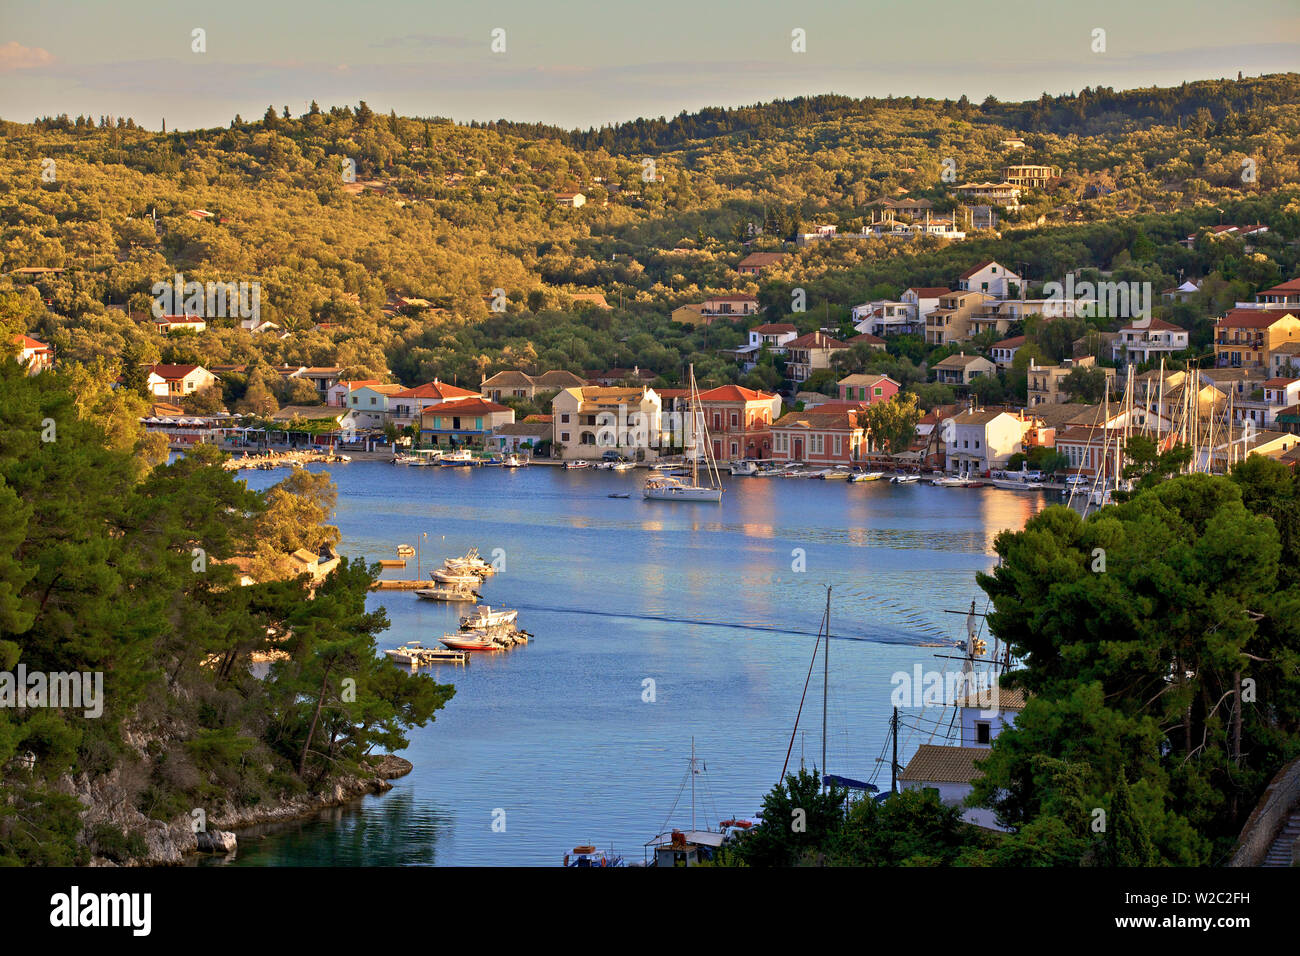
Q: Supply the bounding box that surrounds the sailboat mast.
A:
[822,586,830,786]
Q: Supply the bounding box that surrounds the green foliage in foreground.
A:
[0,357,453,865]
[731,462,1300,866]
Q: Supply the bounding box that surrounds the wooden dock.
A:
[371,579,437,590]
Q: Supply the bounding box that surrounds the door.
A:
[794,437,803,460]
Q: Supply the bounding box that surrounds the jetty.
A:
[223,450,351,472]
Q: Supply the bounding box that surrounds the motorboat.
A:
[415,587,479,602]
[611,460,636,472]
[459,605,518,630]
[501,454,526,468]
[890,474,920,483]
[440,632,501,652]
[753,465,784,477]
[563,845,624,868]
[431,568,481,586]
[849,470,885,483]
[817,466,852,480]
[565,460,591,470]
[384,641,431,664]
[439,450,477,466]
[729,460,759,477]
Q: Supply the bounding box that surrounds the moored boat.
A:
[644,366,724,503]
[729,459,759,476]
[459,605,518,630]
[563,845,624,868]
[565,460,591,470]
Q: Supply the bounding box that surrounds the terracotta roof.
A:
[934,353,993,368]
[392,381,481,400]
[751,323,797,334]
[1217,309,1299,329]
[1118,317,1184,333]
[955,687,1027,710]
[533,370,587,388]
[787,331,847,349]
[907,287,951,298]
[773,409,859,430]
[837,373,895,388]
[1263,378,1298,388]
[992,335,1027,349]
[1258,278,1300,296]
[149,364,203,379]
[421,398,511,415]
[960,260,1005,280]
[899,744,988,784]
[702,294,760,303]
[846,333,886,346]
[480,370,535,389]
[696,385,777,403]
[737,252,786,267]
[11,334,48,350]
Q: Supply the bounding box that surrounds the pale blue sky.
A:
[2,0,1297,131]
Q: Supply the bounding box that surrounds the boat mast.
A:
[891,706,899,794]
[822,586,830,787]
[690,736,695,831]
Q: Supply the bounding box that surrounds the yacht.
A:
[459,605,518,630]
[644,366,723,503]
[729,459,759,477]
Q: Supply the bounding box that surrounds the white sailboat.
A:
[644,365,724,503]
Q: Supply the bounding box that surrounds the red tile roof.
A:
[1217,309,1299,329]
[392,381,481,400]
[1119,317,1184,332]
[12,334,48,350]
[149,364,202,379]
[787,331,847,349]
[907,287,951,298]
[696,385,778,403]
[846,333,886,346]
[421,398,511,415]
[751,323,797,334]
[992,335,1027,349]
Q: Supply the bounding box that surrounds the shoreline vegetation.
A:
[0,358,453,867]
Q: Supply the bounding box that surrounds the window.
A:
[834,435,842,456]
[730,413,738,428]
[561,432,570,442]
[561,413,570,424]
[976,722,991,745]
[874,387,882,396]
[370,397,376,406]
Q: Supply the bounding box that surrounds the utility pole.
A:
[891,707,899,794]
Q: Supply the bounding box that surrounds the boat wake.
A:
[506,602,960,647]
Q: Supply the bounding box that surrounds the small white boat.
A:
[849,470,885,483]
[501,454,527,468]
[990,478,1046,491]
[415,587,479,602]
[729,460,759,477]
[384,641,431,664]
[817,466,852,480]
[460,605,518,630]
[754,465,784,477]
[432,568,480,586]
[891,474,920,483]
[612,460,635,472]
[565,460,591,470]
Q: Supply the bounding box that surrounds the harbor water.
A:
[218,462,1050,866]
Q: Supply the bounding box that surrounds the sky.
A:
[1,0,1298,131]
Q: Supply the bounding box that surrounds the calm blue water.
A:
[221,462,1050,866]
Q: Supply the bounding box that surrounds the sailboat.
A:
[643,364,724,502]
[642,739,733,866]
[781,587,879,797]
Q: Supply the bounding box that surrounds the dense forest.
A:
[0,358,452,864]
[2,74,1299,407]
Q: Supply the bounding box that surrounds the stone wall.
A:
[1229,755,1300,867]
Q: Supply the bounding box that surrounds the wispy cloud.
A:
[0,41,54,72]
[371,34,478,51]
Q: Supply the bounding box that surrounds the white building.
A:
[957,260,1021,299]
[1111,318,1190,366]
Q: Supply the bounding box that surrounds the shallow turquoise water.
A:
[219,462,1050,866]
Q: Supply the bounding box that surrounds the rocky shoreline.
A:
[71,755,413,866]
